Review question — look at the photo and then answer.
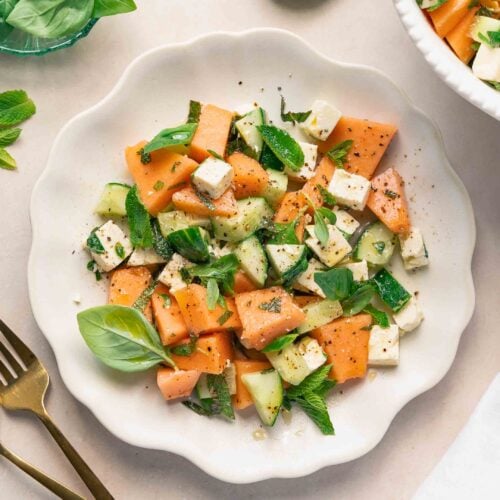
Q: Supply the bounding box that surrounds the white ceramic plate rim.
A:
[28,28,476,483]
[393,0,500,121]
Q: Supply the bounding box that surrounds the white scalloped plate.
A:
[394,0,500,121]
[28,29,476,483]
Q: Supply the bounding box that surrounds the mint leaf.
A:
[262,332,299,353]
[268,219,301,245]
[169,334,197,356]
[363,304,390,328]
[0,148,16,170]
[0,0,18,19]
[144,123,198,154]
[257,124,304,171]
[206,278,220,311]
[280,95,311,125]
[0,90,35,127]
[93,0,137,17]
[132,279,158,313]
[287,364,332,399]
[207,374,235,420]
[314,268,353,301]
[426,0,448,11]
[296,392,334,435]
[86,227,105,254]
[125,186,153,248]
[151,219,173,260]
[258,296,282,313]
[341,284,375,316]
[326,140,353,168]
[187,100,202,123]
[317,185,336,206]
[0,127,21,147]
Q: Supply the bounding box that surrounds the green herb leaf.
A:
[0,0,18,20]
[132,279,158,313]
[151,219,173,260]
[7,0,93,39]
[153,180,164,191]
[0,127,21,147]
[159,293,171,308]
[280,95,311,125]
[193,185,216,211]
[295,392,334,435]
[314,209,329,246]
[187,100,202,123]
[316,207,337,225]
[86,260,96,271]
[115,241,125,259]
[182,400,213,416]
[314,268,353,301]
[0,89,35,127]
[268,219,301,245]
[137,147,151,164]
[341,284,375,316]
[316,185,337,206]
[373,241,386,254]
[93,0,137,17]
[77,305,173,372]
[471,41,481,52]
[170,334,197,356]
[262,332,299,352]
[315,378,337,399]
[426,0,448,11]
[487,80,500,91]
[257,124,304,171]
[207,373,235,420]
[363,304,390,328]
[286,364,332,399]
[0,148,16,170]
[143,123,197,154]
[125,186,153,248]
[95,269,102,281]
[326,140,353,168]
[207,149,224,160]
[86,227,105,254]
[258,296,282,313]
[206,278,220,311]
[183,254,239,295]
[260,143,283,170]
[217,309,233,326]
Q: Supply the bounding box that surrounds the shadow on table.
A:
[271,0,332,11]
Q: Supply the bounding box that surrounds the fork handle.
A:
[1,445,84,500]
[37,411,114,500]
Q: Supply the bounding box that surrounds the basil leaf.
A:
[0,0,18,20]
[262,332,299,353]
[363,304,390,328]
[77,305,173,372]
[0,89,35,127]
[295,391,334,435]
[0,148,16,170]
[316,207,336,225]
[314,268,353,301]
[341,284,375,316]
[0,127,21,147]
[326,140,353,168]
[93,0,137,17]
[143,123,198,154]
[206,278,219,311]
[314,210,329,246]
[125,186,153,248]
[187,100,202,123]
[86,227,105,254]
[7,0,93,39]
[257,124,304,171]
[280,95,311,125]
[151,219,173,260]
[286,364,332,399]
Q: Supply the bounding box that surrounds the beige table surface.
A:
[0,0,499,498]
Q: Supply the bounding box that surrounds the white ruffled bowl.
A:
[394,0,500,121]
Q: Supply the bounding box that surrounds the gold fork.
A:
[0,319,113,500]
[0,441,84,499]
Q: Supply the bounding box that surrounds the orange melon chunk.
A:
[126,141,198,216]
[311,314,372,383]
[151,284,189,346]
[108,266,152,321]
[274,191,306,223]
[189,104,234,162]
[233,270,259,294]
[318,117,397,179]
[235,286,306,350]
[227,152,269,199]
[172,185,238,217]
[174,284,241,335]
[157,367,200,400]
[233,360,272,410]
[445,5,479,64]
[429,0,471,38]
[170,331,234,374]
[367,167,411,234]
[302,156,336,210]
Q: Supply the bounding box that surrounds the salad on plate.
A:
[77,96,428,435]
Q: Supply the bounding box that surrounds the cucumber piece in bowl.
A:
[95,183,130,217]
[354,221,396,266]
[166,226,210,262]
[234,235,268,287]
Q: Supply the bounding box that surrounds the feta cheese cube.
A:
[339,260,369,281]
[393,296,423,334]
[399,227,429,270]
[333,208,360,236]
[328,169,371,211]
[472,44,500,84]
[301,100,342,141]
[285,141,318,181]
[88,220,133,272]
[191,157,234,200]
[158,253,191,293]
[297,337,326,371]
[368,325,399,366]
[293,258,326,297]
[128,247,167,267]
[305,224,352,267]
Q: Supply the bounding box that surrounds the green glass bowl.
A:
[0,18,98,57]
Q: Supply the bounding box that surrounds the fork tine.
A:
[0,357,15,385]
[0,320,36,367]
[0,341,24,375]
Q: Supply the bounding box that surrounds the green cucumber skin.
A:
[234,236,268,287]
[166,227,210,263]
[371,268,411,312]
